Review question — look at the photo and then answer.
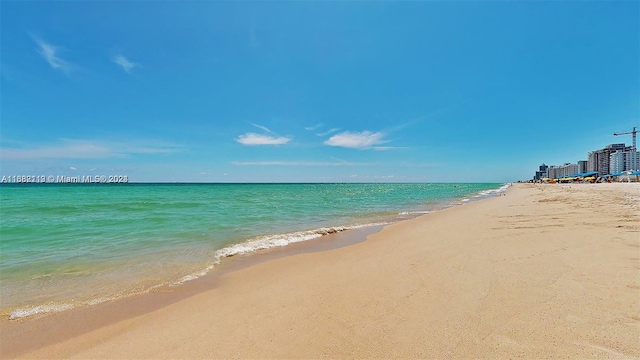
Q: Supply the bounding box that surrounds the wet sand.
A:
[2,183,639,359]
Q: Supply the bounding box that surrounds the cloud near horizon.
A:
[236,133,291,146]
[0,139,183,160]
[232,159,374,166]
[324,131,389,150]
[112,55,139,73]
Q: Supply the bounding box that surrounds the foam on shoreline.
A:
[7,184,511,321]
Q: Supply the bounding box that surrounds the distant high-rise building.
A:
[610,150,640,173]
[562,163,578,177]
[587,151,599,173]
[610,152,626,173]
[578,160,587,173]
[539,163,548,173]
[627,151,640,171]
[587,144,627,176]
[534,163,549,180]
[547,163,579,179]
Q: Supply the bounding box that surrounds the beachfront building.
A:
[610,150,640,173]
[578,160,588,173]
[628,151,640,171]
[587,151,598,173]
[547,163,579,179]
[587,143,627,176]
[533,163,549,180]
[610,152,625,173]
[563,163,578,177]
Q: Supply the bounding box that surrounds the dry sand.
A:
[2,183,639,359]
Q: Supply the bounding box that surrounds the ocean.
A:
[0,182,508,319]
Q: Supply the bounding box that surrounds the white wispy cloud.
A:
[236,133,291,146]
[324,131,389,150]
[385,106,458,133]
[346,174,404,180]
[33,37,71,74]
[316,128,340,137]
[232,160,375,166]
[305,123,340,137]
[305,123,323,131]
[237,123,290,145]
[250,123,275,134]
[395,161,439,167]
[112,55,139,74]
[0,139,184,160]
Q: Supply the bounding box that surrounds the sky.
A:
[1,1,638,183]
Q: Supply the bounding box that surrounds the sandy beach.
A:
[2,183,639,359]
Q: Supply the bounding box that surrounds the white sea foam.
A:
[469,183,512,198]
[212,223,392,260]
[483,183,511,195]
[174,265,216,285]
[171,222,391,285]
[9,295,133,319]
[85,297,111,306]
[398,210,431,215]
[9,303,74,320]
[453,183,511,205]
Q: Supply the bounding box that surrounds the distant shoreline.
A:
[0,181,507,185]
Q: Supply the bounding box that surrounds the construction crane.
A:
[614,126,637,152]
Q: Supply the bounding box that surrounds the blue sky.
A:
[1,1,638,182]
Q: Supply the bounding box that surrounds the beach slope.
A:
[7,183,640,359]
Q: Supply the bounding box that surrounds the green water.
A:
[0,183,506,318]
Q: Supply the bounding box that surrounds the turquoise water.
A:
[0,183,507,318]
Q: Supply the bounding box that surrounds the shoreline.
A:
[1,183,508,322]
[0,224,384,358]
[0,222,384,321]
[2,183,638,358]
[0,185,507,357]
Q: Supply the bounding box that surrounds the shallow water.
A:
[0,182,507,318]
